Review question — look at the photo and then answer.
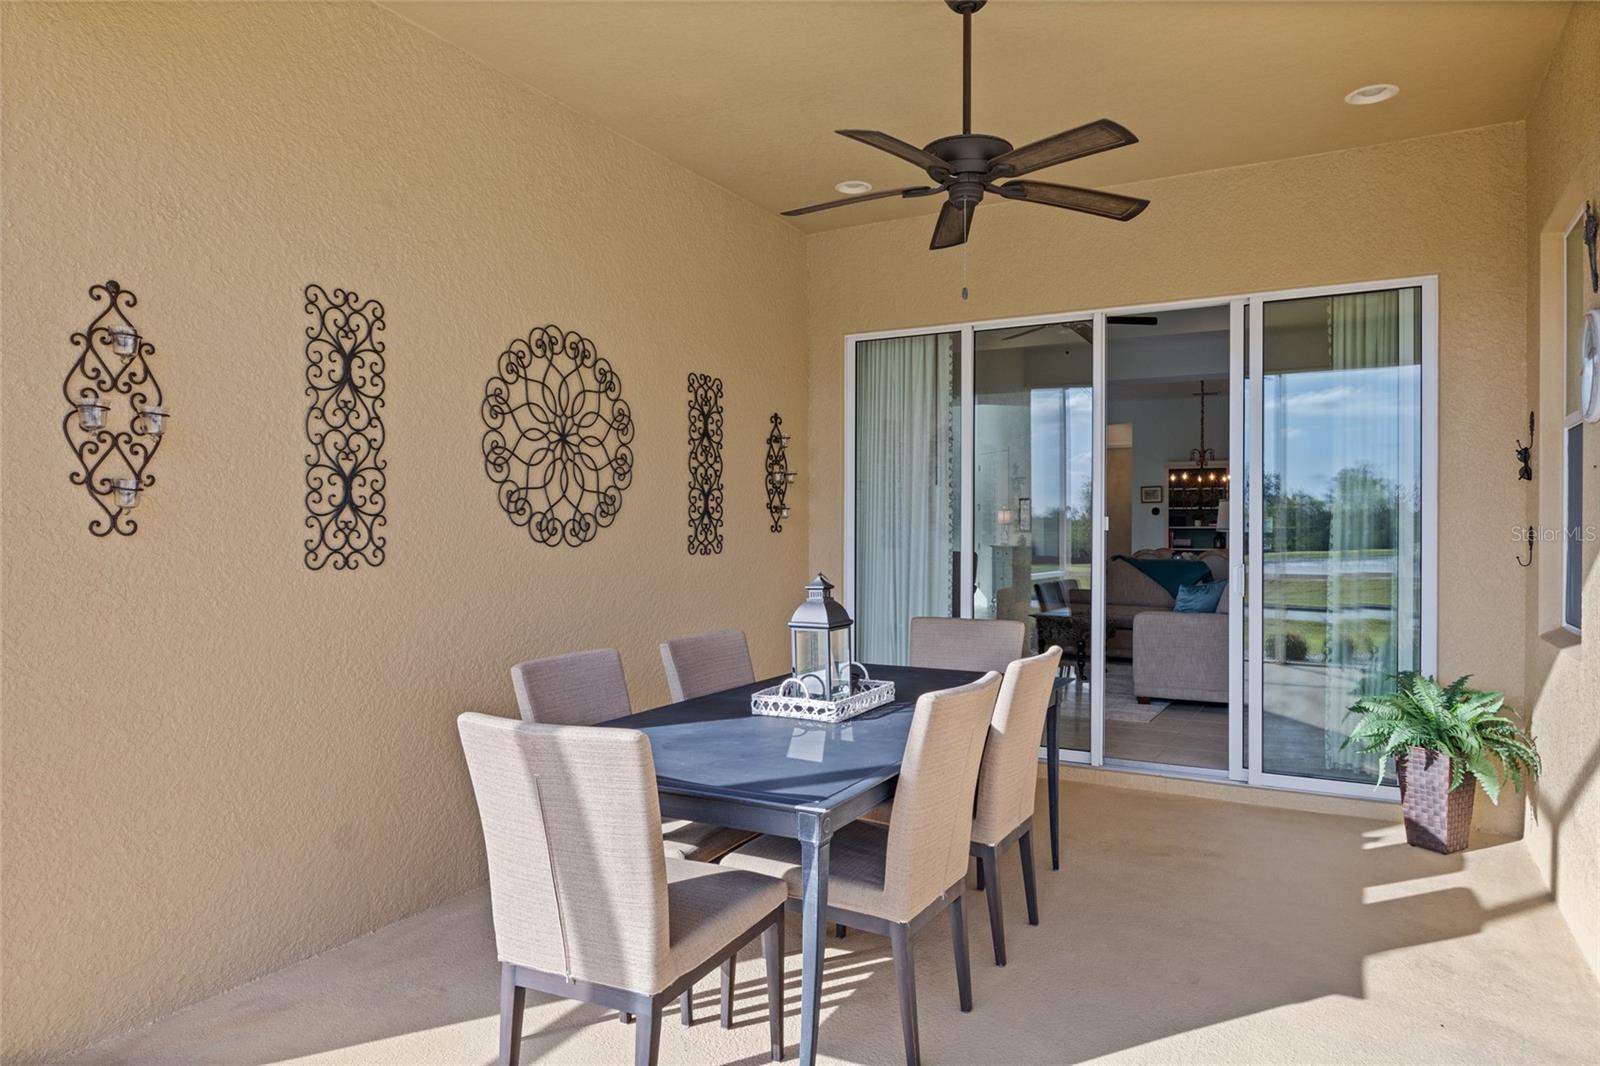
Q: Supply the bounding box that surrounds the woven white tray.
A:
[750,678,896,724]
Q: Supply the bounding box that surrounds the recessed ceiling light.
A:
[834,180,873,195]
[1345,83,1400,106]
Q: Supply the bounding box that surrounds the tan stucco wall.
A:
[1521,3,1600,977]
[0,2,809,1060]
[804,122,1531,829]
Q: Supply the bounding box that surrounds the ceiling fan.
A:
[784,0,1149,250]
[1005,317,1158,344]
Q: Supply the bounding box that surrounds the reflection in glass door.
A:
[849,331,962,664]
[1248,283,1435,794]
[973,321,1094,753]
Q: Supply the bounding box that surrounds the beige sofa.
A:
[1067,550,1227,660]
[1132,594,1229,704]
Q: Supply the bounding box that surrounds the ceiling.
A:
[383,1,1571,233]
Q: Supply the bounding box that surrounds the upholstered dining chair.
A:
[721,672,1003,1066]
[659,629,756,702]
[509,649,752,866]
[969,645,1062,966]
[457,714,788,1066]
[908,616,1026,674]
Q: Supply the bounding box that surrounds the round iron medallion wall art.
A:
[481,325,634,547]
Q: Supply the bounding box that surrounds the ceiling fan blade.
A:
[1004,324,1050,341]
[837,130,951,177]
[988,119,1138,178]
[1108,315,1158,325]
[930,200,975,249]
[1001,180,1149,221]
[782,186,938,217]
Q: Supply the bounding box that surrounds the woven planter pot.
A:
[1395,746,1475,854]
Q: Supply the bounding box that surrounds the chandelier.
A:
[1169,380,1229,486]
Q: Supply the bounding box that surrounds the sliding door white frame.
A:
[1090,312,1108,766]
[842,274,1436,801]
[1245,275,1437,801]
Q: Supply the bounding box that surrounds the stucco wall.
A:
[0,2,808,1060]
[1521,3,1600,977]
[805,122,1530,829]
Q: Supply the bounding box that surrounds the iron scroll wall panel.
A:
[481,325,634,547]
[62,280,164,536]
[765,412,790,532]
[304,285,388,570]
[687,373,724,555]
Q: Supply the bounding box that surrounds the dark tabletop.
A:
[600,664,981,811]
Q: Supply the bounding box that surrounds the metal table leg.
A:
[1047,681,1061,871]
[797,810,833,1066]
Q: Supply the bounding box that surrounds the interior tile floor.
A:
[1058,663,1230,770]
[68,782,1600,1065]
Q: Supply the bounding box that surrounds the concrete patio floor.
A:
[69,781,1600,1065]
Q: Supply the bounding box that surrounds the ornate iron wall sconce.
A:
[1584,201,1597,294]
[304,284,388,570]
[765,413,796,532]
[61,280,166,536]
[1515,411,1534,481]
[687,373,725,555]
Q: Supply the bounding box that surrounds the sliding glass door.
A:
[1247,281,1435,796]
[972,320,1095,754]
[849,330,962,663]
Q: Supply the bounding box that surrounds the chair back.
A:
[457,713,669,992]
[659,629,755,702]
[971,646,1064,846]
[908,617,1026,674]
[883,672,1003,917]
[510,648,631,725]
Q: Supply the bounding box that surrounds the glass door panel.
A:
[852,331,961,664]
[973,320,1093,752]
[1255,287,1424,787]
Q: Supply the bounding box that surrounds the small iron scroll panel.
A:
[764,413,792,532]
[304,285,387,570]
[482,326,634,547]
[62,280,164,536]
[687,373,724,555]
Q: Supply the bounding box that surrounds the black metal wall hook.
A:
[1584,200,1597,293]
[1515,411,1534,481]
[1517,527,1534,567]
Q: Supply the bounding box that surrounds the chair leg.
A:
[679,988,693,1025]
[949,894,973,1012]
[889,922,921,1066]
[499,963,525,1066]
[1018,830,1040,926]
[835,922,847,939]
[634,1005,661,1066]
[763,916,785,1062]
[720,956,735,1029]
[620,1011,634,1024]
[974,856,986,892]
[981,848,1006,966]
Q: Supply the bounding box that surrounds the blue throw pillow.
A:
[1174,579,1226,613]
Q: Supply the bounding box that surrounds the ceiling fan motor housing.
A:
[926,133,1012,206]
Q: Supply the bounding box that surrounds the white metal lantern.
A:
[789,573,856,700]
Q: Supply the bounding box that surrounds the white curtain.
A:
[855,333,958,663]
[1323,289,1421,774]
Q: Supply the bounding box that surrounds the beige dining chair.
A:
[659,629,756,702]
[510,649,753,865]
[457,713,788,1066]
[969,645,1062,966]
[721,672,1003,1066]
[908,616,1027,674]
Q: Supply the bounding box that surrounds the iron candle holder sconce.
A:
[765,413,796,532]
[61,280,167,536]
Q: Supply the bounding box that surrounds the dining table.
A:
[600,663,1030,1066]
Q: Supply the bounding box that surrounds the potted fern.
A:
[1344,673,1541,854]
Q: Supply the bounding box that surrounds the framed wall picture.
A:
[1018,496,1031,532]
[1140,485,1164,504]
